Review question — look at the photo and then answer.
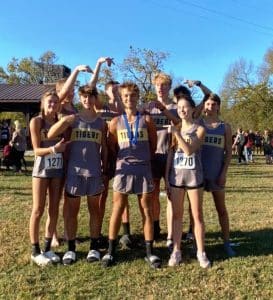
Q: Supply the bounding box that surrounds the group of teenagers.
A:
[29,57,236,269]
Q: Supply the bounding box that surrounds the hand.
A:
[54,138,68,153]
[153,100,166,111]
[76,65,93,73]
[170,124,179,135]
[184,80,196,88]
[98,57,115,66]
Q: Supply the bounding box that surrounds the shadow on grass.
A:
[205,228,273,261]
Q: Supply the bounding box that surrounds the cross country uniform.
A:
[113,112,154,194]
[200,119,225,191]
[168,124,203,189]
[99,105,120,179]
[65,115,105,197]
[146,101,178,179]
[32,116,64,178]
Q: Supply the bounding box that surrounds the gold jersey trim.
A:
[70,128,102,143]
[117,128,148,143]
[204,134,224,148]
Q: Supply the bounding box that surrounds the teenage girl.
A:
[29,90,66,266]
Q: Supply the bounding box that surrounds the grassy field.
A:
[0,155,273,299]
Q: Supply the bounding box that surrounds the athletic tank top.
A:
[58,105,78,119]
[200,119,225,180]
[67,114,105,177]
[168,124,203,187]
[115,113,151,175]
[99,104,120,125]
[32,116,64,178]
[146,101,177,155]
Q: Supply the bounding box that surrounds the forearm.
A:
[89,61,103,88]
[58,68,79,100]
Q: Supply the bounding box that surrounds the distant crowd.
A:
[232,128,273,164]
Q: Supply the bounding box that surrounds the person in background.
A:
[10,120,27,172]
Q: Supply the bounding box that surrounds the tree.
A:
[119,46,169,100]
[0,51,59,84]
[220,56,273,131]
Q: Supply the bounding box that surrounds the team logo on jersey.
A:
[204,134,224,148]
[117,128,148,143]
[151,115,171,128]
[70,128,102,143]
[40,129,61,143]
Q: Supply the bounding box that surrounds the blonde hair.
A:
[118,82,140,97]
[14,120,22,131]
[152,73,172,86]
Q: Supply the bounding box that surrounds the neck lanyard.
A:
[122,111,140,147]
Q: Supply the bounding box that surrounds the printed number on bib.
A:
[45,153,63,170]
[173,152,195,170]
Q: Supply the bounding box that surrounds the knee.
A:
[31,207,44,220]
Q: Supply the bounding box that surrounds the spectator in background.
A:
[1,121,10,147]
[10,120,27,172]
[233,128,246,164]
[254,131,263,155]
[262,129,272,164]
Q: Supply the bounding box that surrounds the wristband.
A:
[50,146,57,154]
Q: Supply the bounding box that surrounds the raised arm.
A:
[58,65,93,101]
[172,125,205,156]
[184,80,212,119]
[153,100,180,125]
[88,57,114,89]
[47,114,75,139]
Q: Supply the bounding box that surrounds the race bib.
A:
[173,152,195,170]
[44,153,63,170]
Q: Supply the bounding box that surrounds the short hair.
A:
[173,85,191,98]
[105,80,119,90]
[118,82,140,96]
[203,93,221,105]
[152,73,172,86]
[78,85,98,97]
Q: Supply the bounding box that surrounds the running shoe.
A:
[31,253,51,267]
[168,250,182,267]
[43,250,60,263]
[197,252,211,268]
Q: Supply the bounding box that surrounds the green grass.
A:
[0,155,273,299]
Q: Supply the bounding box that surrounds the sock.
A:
[31,243,41,256]
[108,239,117,256]
[122,222,130,235]
[44,237,52,252]
[145,240,153,257]
[154,221,160,238]
[90,238,99,250]
[68,240,76,252]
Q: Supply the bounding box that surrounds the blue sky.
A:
[1,0,273,94]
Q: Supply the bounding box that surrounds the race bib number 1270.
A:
[173,152,195,170]
[44,153,63,170]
